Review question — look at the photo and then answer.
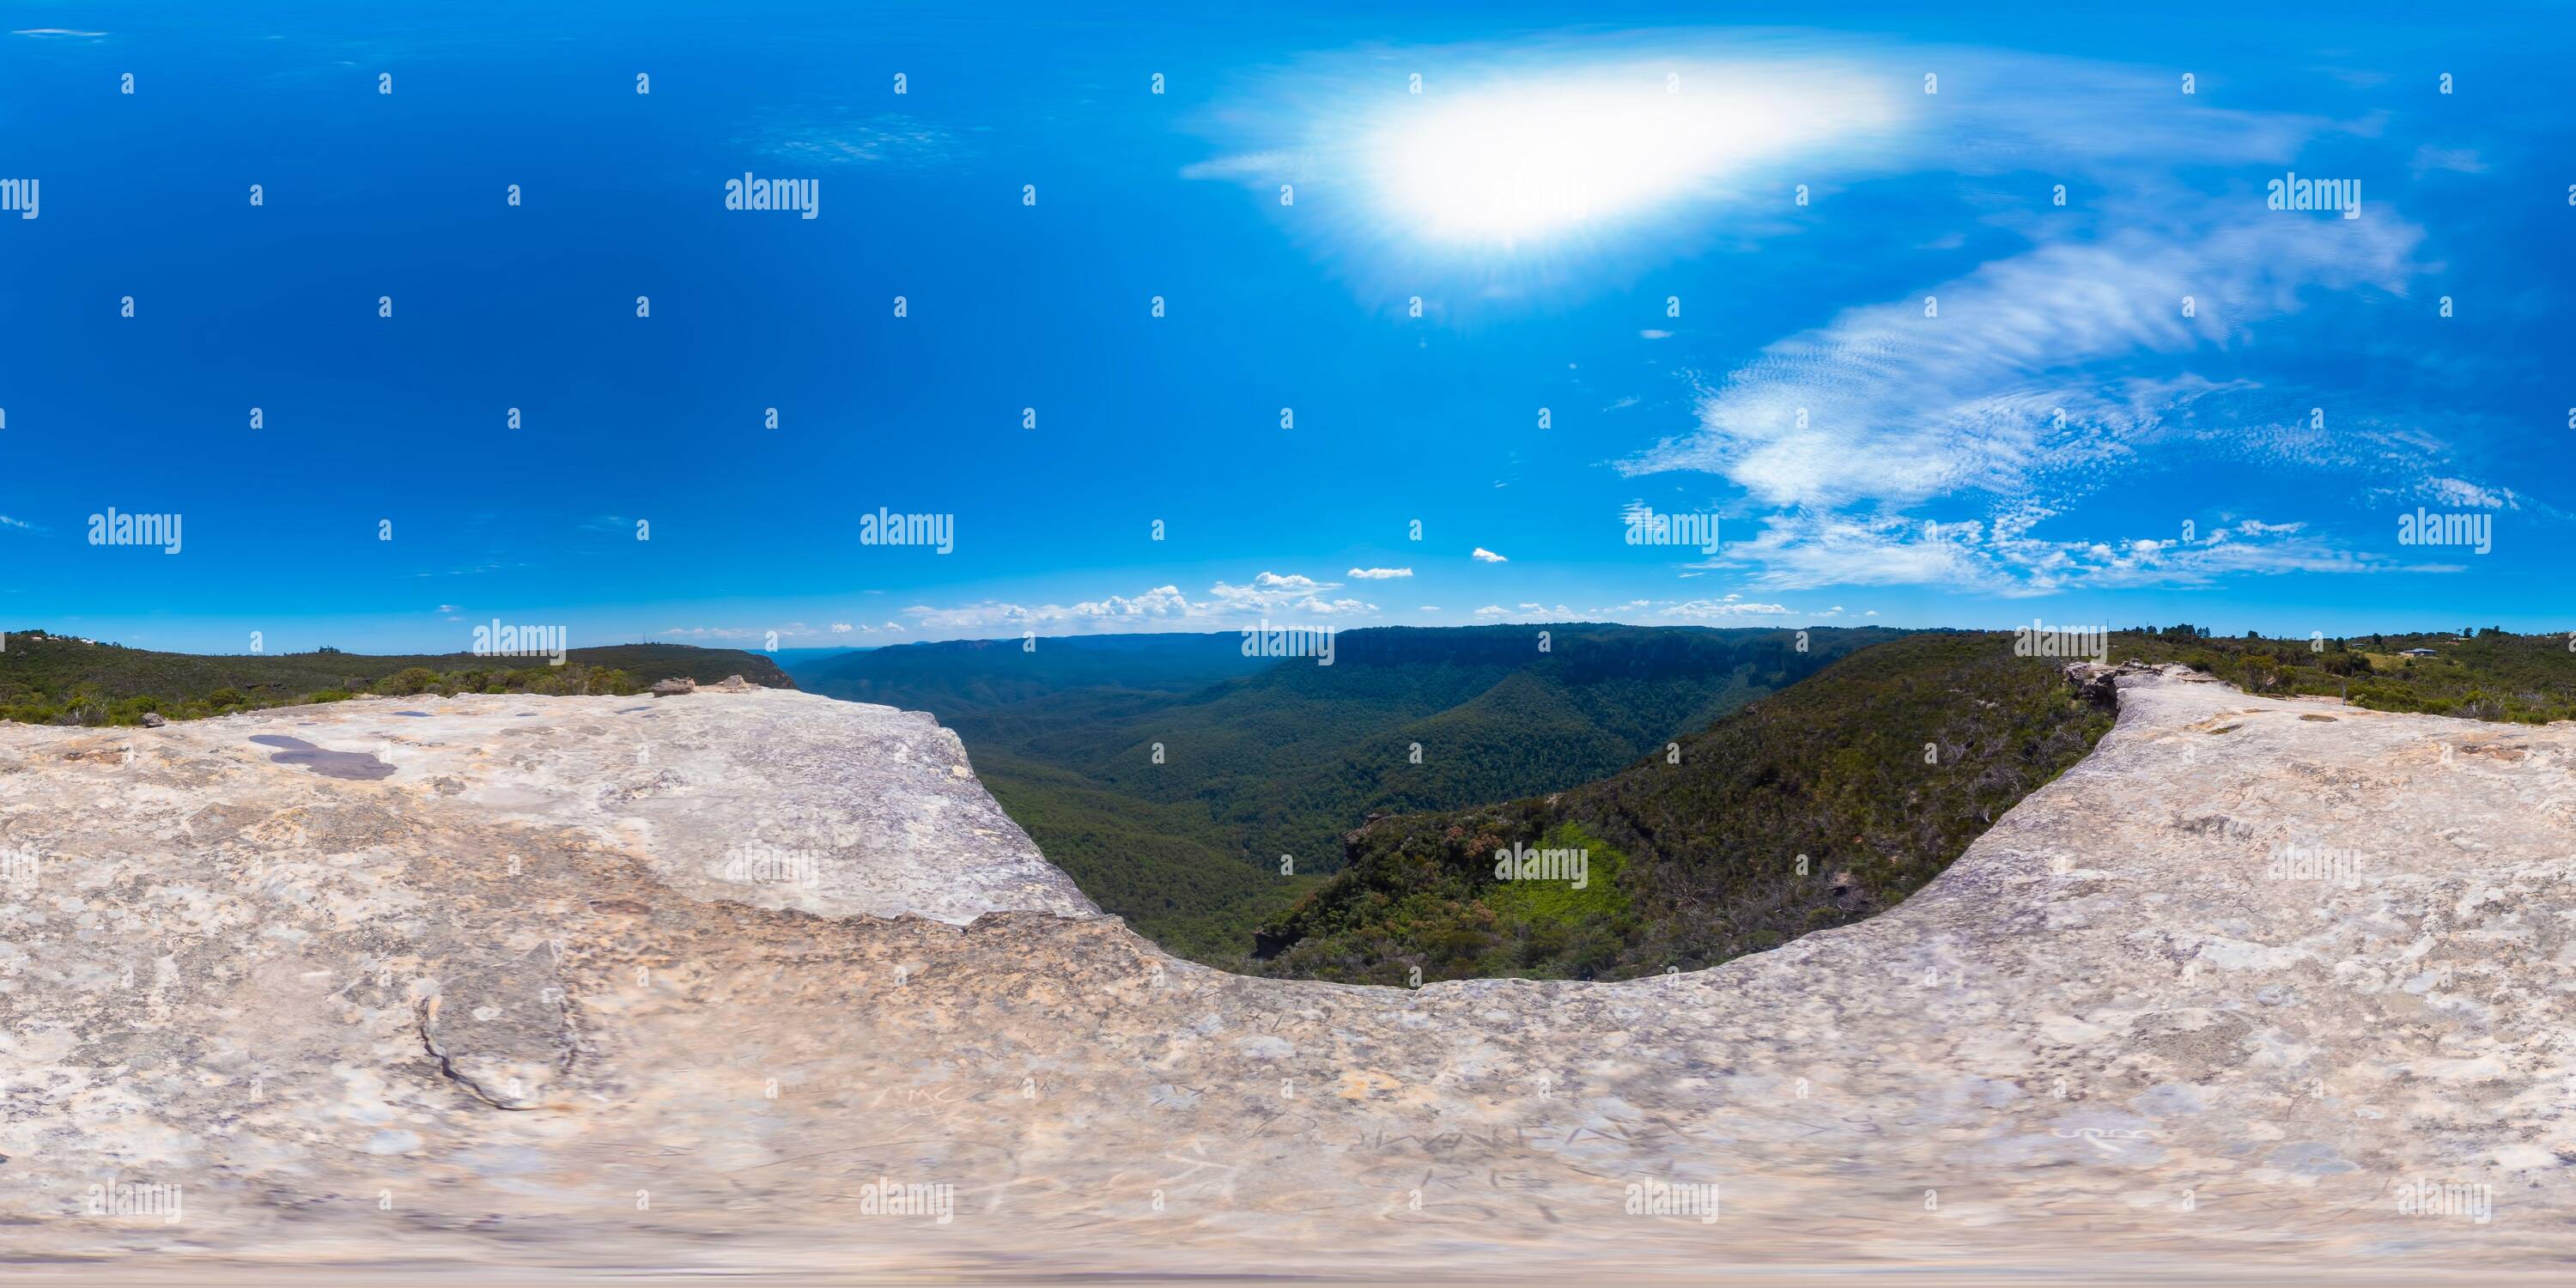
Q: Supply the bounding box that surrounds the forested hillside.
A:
[1252,632,2113,982]
[0,629,791,726]
[803,624,1892,957]
[1251,626,2576,984]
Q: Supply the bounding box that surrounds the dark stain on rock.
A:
[248,734,396,781]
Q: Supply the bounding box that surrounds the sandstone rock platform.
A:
[4,670,2574,1283]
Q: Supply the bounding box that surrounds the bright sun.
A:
[1360,64,1893,248]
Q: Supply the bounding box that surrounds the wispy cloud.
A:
[1622,218,2421,510]
[1662,597,1796,617]
[902,571,1378,636]
[2410,144,2488,177]
[739,109,963,168]
[1704,511,2426,595]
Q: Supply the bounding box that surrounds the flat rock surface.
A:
[3,672,2573,1283]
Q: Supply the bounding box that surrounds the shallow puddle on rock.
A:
[247,734,397,781]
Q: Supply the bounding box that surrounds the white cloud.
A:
[743,111,959,168]
[1070,585,1194,618]
[658,626,768,640]
[1706,508,2417,594]
[1661,598,1796,617]
[1471,547,1508,563]
[1183,36,2346,316]
[1209,572,1347,614]
[1293,596,1377,616]
[2410,144,2487,177]
[829,623,854,634]
[1348,58,1900,248]
[897,572,1386,639]
[1622,219,2421,511]
[1346,567,1413,579]
[2421,477,2517,510]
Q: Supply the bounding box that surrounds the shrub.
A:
[379,667,444,696]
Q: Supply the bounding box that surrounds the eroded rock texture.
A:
[3,672,2573,1282]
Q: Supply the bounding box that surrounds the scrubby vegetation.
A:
[1249,632,2113,984]
[803,625,1895,960]
[0,629,790,726]
[1248,627,2576,984]
[2111,625,2576,724]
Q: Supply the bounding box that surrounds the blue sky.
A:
[3,2,2568,654]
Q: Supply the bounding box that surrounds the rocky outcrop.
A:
[3,675,2573,1280]
[2064,657,2154,707]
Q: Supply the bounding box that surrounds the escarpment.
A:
[4,671,2574,1280]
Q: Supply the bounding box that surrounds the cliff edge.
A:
[3,670,2573,1281]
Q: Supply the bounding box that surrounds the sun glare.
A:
[1361,64,1893,248]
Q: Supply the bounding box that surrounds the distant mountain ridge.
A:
[792,631,1267,709]
[0,629,792,726]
